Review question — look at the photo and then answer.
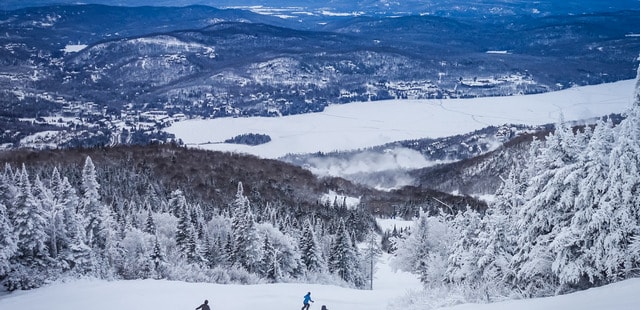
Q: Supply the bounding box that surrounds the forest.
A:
[0,153,385,290]
[390,74,640,302]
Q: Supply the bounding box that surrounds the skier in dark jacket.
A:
[196,299,211,310]
[301,292,314,310]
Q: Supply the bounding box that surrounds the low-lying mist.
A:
[302,147,445,190]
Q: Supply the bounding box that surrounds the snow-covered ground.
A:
[444,279,640,310]
[165,80,636,159]
[2,255,639,310]
[0,253,421,310]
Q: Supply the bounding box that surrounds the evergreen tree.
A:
[0,166,17,227]
[203,236,225,268]
[0,166,17,280]
[511,123,584,296]
[552,119,614,289]
[144,183,161,212]
[34,175,62,260]
[328,220,363,286]
[0,198,17,279]
[391,212,431,280]
[230,182,262,272]
[175,203,202,264]
[261,236,280,281]
[13,166,50,265]
[66,223,94,275]
[52,175,91,274]
[6,166,51,290]
[446,209,484,285]
[473,167,523,293]
[82,156,116,276]
[224,235,235,265]
[596,101,640,282]
[168,189,187,218]
[234,210,262,273]
[144,209,156,235]
[150,236,164,278]
[299,219,325,273]
[82,156,115,251]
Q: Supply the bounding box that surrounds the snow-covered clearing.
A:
[62,44,87,53]
[165,80,636,159]
[376,218,413,232]
[1,256,639,310]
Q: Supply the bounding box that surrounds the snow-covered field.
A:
[2,255,639,310]
[165,80,636,159]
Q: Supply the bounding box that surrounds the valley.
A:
[1,1,640,309]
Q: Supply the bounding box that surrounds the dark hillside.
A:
[410,130,552,195]
[0,144,485,218]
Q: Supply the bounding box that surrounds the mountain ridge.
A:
[1,4,639,149]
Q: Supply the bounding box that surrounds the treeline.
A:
[0,156,379,291]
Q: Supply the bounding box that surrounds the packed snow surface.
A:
[165,80,635,159]
[1,257,640,310]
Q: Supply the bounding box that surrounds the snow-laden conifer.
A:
[0,197,17,279]
[300,219,326,273]
[260,236,280,281]
[13,166,49,264]
[328,220,363,287]
[82,157,115,251]
[391,211,431,279]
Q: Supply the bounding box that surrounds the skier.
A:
[301,292,314,310]
[196,299,211,310]
[321,305,328,310]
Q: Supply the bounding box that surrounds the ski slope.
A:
[165,80,636,159]
[1,255,640,310]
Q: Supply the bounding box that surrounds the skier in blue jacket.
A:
[301,292,314,310]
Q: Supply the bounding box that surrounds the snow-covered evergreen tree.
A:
[8,166,51,289]
[0,195,17,280]
[150,236,164,277]
[473,167,523,296]
[595,85,640,283]
[82,156,117,276]
[33,174,63,261]
[229,182,262,273]
[260,236,280,281]
[57,176,88,271]
[82,157,115,251]
[446,209,484,285]
[328,220,363,287]
[66,223,94,275]
[550,119,614,289]
[175,203,203,264]
[144,209,157,235]
[511,122,586,296]
[391,211,431,281]
[299,219,325,273]
[168,189,187,218]
[13,166,49,263]
[234,209,262,273]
